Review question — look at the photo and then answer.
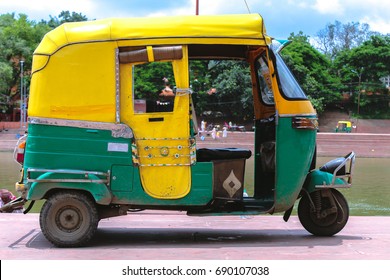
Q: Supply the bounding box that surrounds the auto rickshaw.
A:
[9,14,355,247]
[335,121,352,133]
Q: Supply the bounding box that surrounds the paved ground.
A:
[0,212,389,260]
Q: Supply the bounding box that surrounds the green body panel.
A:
[24,123,214,207]
[24,123,130,204]
[111,162,213,206]
[273,116,316,212]
[111,165,134,192]
[25,124,133,171]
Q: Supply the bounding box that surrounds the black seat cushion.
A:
[197,148,252,162]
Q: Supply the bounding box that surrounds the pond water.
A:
[1,151,389,215]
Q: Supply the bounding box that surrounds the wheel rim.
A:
[46,199,91,242]
[309,207,337,227]
[309,193,338,227]
[298,189,349,236]
[40,191,99,247]
[56,206,83,232]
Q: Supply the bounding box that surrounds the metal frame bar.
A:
[115,48,120,123]
[26,168,110,184]
[315,151,356,189]
[28,117,133,139]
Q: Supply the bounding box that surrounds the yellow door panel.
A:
[120,46,192,199]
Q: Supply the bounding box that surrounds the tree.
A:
[334,35,390,117]
[0,62,13,112]
[47,11,88,28]
[0,13,44,98]
[133,62,174,99]
[0,11,86,117]
[189,60,211,115]
[281,32,343,113]
[315,21,377,59]
[205,60,252,120]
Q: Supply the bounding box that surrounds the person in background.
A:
[156,77,175,112]
[201,120,206,132]
[159,77,175,97]
[0,189,23,213]
[222,126,228,138]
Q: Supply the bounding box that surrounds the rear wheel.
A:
[40,190,98,247]
[298,189,349,236]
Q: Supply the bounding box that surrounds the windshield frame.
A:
[255,53,275,106]
[270,42,308,101]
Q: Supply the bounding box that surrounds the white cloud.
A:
[287,0,309,8]
[146,0,252,17]
[309,0,389,34]
[0,0,95,19]
[345,0,390,34]
[191,0,248,15]
[361,16,390,34]
[0,0,94,12]
[146,0,195,17]
[312,0,344,15]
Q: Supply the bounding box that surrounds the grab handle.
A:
[148,117,164,122]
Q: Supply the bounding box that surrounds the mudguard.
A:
[303,169,347,193]
[27,172,112,205]
[303,152,355,193]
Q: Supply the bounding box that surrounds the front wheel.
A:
[298,189,349,236]
[40,190,99,247]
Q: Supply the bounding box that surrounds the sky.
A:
[0,0,389,39]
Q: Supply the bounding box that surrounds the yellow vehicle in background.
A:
[10,14,355,247]
[335,121,352,133]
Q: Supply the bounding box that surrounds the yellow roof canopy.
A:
[35,14,271,55]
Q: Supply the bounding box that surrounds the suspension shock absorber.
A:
[313,191,322,219]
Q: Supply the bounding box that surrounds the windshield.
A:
[274,51,307,100]
[270,40,308,100]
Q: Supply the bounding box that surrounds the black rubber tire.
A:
[298,189,349,236]
[40,190,98,247]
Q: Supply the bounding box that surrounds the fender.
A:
[303,169,346,193]
[284,169,345,222]
[27,171,112,205]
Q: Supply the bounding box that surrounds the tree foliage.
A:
[281,32,343,113]
[0,13,51,112]
[47,11,88,28]
[0,11,87,113]
[334,35,390,117]
[133,62,174,99]
[203,60,252,120]
[189,60,212,114]
[283,29,390,117]
[315,20,377,60]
